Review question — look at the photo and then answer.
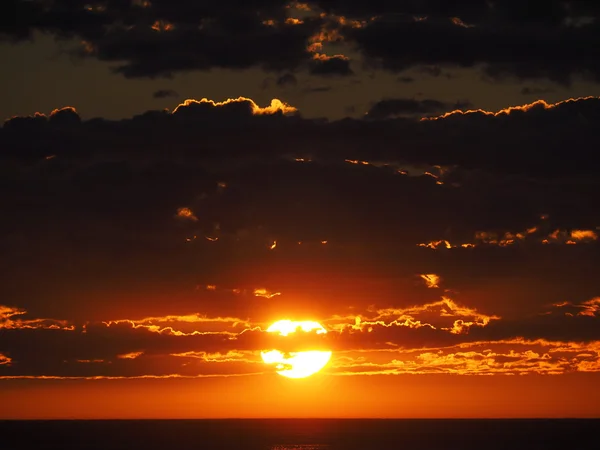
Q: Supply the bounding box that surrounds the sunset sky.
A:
[2,0,600,419]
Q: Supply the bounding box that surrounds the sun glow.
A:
[260,320,332,379]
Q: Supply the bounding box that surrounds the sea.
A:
[0,419,597,450]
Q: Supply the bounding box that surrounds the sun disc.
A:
[261,320,332,378]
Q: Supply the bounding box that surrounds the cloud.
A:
[328,4,600,84]
[420,274,441,289]
[330,339,600,376]
[117,352,144,360]
[153,89,179,99]
[0,306,73,331]
[2,94,600,380]
[276,73,298,87]
[309,53,353,76]
[521,86,556,96]
[3,295,600,377]
[303,85,332,93]
[3,1,600,84]
[366,98,471,119]
[172,97,298,119]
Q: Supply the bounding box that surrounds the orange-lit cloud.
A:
[49,106,79,118]
[330,338,600,376]
[345,159,370,165]
[372,297,500,335]
[0,306,74,331]
[102,313,252,337]
[151,20,175,32]
[422,96,599,121]
[418,221,598,249]
[543,229,598,245]
[2,296,600,379]
[170,350,257,363]
[450,17,475,28]
[312,52,349,62]
[253,288,282,299]
[288,1,311,11]
[553,298,600,318]
[285,17,304,25]
[172,98,297,116]
[80,40,96,55]
[175,207,198,221]
[0,373,264,381]
[420,274,441,289]
[117,352,144,360]
[327,297,499,337]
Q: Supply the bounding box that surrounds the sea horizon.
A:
[2,418,597,450]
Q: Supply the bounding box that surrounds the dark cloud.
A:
[0,1,322,78]
[521,86,556,96]
[153,89,179,99]
[276,73,298,87]
[366,98,471,119]
[303,85,332,93]
[3,1,600,83]
[309,55,353,76]
[2,96,600,176]
[2,95,600,378]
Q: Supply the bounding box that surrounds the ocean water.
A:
[0,419,597,450]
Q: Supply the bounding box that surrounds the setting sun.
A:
[260,320,332,378]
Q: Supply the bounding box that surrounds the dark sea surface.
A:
[0,419,597,450]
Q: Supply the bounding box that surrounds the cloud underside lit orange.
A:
[2,295,600,379]
[422,96,600,121]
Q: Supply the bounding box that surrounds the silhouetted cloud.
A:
[303,85,332,93]
[276,73,298,87]
[2,95,600,379]
[1,1,600,84]
[521,86,556,96]
[309,54,353,76]
[366,98,471,118]
[153,89,179,99]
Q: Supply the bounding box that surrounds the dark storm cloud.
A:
[153,89,179,99]
[2,1,600,83]
[366,98,471,119]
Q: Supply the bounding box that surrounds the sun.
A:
[260,320,332,379]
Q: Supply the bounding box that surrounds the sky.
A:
[1,0,600,419]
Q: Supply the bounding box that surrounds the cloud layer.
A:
[1,95,600,379]
[3,1,600,83]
